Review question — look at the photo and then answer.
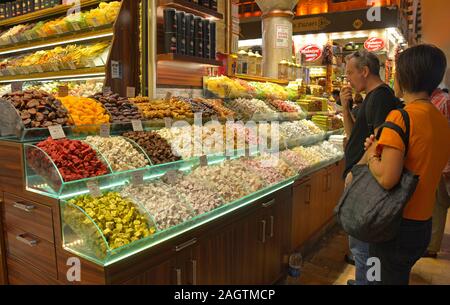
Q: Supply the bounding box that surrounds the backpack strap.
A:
[365,85,398,134]
[376,108,411,157]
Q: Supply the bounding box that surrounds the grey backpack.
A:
[335,109,419,243]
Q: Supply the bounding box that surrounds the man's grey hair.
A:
[345,50,381,77]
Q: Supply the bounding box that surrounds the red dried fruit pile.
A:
[32,137,109,182]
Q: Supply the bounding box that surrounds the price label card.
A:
[164,92,172,101]
[99,124,110,137]
[164,117,172,128]
[87,180,102,198]
[11,81,23,92]
[58,85,69,97]
[71,22,81,31]
[164,170,178,185]
[102,86,112,95]
[36,65,44,73]
[48,125,66,140]
[25,33,33,40]
[131,120,144,132]
[11,35,18,43]
[68,62,76,70]
[131,171,144,185]
[51,64,59,71]
[126,86,136,98]
[199,155,208,167]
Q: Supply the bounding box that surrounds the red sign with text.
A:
[300,44,323,62]
[364,37,385,52]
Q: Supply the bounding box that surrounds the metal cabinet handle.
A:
[260,220,267,243]
[191,260,197,285]
[175,268,182,285]
[305,185,311,205]
[16,234,37,247]
[175,238,197,252]
[13,202,35,213]
[269,216,274,238]
[262,199,275,208]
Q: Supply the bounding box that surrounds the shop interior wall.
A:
[421,0,450,88]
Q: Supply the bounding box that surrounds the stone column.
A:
[255,0,299,79]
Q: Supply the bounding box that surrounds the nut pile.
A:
[228,98,277,120]
[240,157,286,185]
[162,171,225,215]
[91,92,143,123]
[122,131,181,165]
[202,99,236,119]
[67,193,154,250]
[257,154,297,179]
[3,90,71,128]
[31,137,109,182]
[131,96,194,120]
[280,150,309,172]
[121,181,194,231]
[84,136,149,172]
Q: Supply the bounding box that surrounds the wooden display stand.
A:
[0,140,344,285]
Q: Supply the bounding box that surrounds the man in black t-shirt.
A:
[340,50,399,285]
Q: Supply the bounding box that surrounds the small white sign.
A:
[48,125,66,140]
[164,170,178,185]
[131,120,144,132]
[276,25,290,49]
[11,82,23,92]
[200,155,208,167]
[99,124,110,137]
[131,171,144,185]
[111,60,122,79]
[126,86,136,98]
[87,180,102,198]
[164,117,172,128]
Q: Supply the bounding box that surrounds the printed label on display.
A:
[364,37,385,52]
[126,86,136,98]
[87,180,102,198]
[99,124,110,137]
[11,81,23,92]
[200,155,208,167]
[300,44,323,62]
[276,25,290,48]
[131,171,144,185]
[131,120,144,132]
[164,117,172,128]
[58,85,69,97]
[48,125,66,140]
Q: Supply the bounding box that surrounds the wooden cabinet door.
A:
[263,191,290,284]
[310,168,328,236]
[291,178,313,250]
[123,256,179,285]
[192,225,234,285]
[232,208,266,285]
[0,194,7,285]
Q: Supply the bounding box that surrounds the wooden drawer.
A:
[3,193,54,243]
[7,256,57,285]
[5,226,57,279]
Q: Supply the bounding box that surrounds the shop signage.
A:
[364,37,385,52]
[276,25,290,48]
[293,16,331,33]
[300,44,322,62]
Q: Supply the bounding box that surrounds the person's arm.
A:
[341,86,354,136]
[359,137,404,190]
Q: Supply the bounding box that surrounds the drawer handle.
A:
[260,220,267,243]
[16,234,37,247]
[191,260,197,285]
[262,199,275,208]
[269,216,274,238]
[305,185,311,205]
[175,238,197,252]
[13,202,36,213]
[175,268,182,285]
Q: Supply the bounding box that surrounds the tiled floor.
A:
[295,212,450,285]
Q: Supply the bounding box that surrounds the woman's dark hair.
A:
[396,44,447,95]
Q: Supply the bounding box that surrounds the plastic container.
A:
[285,252,303,285]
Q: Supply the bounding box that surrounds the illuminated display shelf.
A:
[0,26,114,56]
[0,66,106,83]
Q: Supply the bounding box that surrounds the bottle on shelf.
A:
[176,11,186,55]
[255,51,263,77]
[278,59,288,80]
[247,49,256,76]
[163,8,177,54]
[285,252,303,285]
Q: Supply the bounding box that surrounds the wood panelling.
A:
[105,0,141,96]
[5,226,57,279]
[56,250,106,285]
[0,194,6,284]
[7,256,58,285]
[3,194,54,243]
[157,60,208,88]
[0,142,24,195]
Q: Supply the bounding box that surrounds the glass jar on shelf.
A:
[255,51,263,77]
[247,49,256,76]
[237,50,248,75]
[278,59,289,80]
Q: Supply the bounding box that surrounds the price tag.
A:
[87,180,102,198]
[71,22,81,31]
[48,125,66,140]
[164,117,172,128]
[51,63,59,71]
[10,35,18,43]
[11,81,23,92]
[92,17,100,27]
[131,171,144,185]
[126,86,136,98]
[111,60,122,79]
[102,86,112,95]
[99,124,110,137]
[68,62,76,70]
[164,92,172,102]
[199,155,208,167]
[24,32,33,40]
[58,85,69,97]
[164,170,178,185]
[36,65,44,73]
[131,120,144,132]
